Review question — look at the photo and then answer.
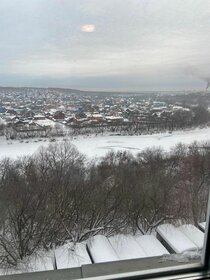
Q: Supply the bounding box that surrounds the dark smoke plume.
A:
[206,81,210,91]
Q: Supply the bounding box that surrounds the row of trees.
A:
[0,141,209,266]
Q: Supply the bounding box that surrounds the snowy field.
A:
[0,127,210,160]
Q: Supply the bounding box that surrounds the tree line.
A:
[0,141,209,266]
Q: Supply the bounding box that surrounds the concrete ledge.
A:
[0,256,201,280]
[0,267,82,280]
[82,256,199,278]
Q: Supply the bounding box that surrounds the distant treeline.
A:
[0,141,209,266]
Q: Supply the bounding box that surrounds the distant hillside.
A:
[0,86,160,97]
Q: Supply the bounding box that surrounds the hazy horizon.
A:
[0,85,208,94]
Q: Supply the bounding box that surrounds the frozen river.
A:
[0,127,209,160]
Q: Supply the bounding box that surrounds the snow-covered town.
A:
[0,87,210,160]
[0,88,209,277]
[0,87,210,141]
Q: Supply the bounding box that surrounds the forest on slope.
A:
[0,141,209,267]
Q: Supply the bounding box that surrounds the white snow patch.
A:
[71,127,210,158]
[178,225,204,250]
[0,136,52,159]
[35,119,56,127]
[134,235,169,257]
[157,224,197,253]
[199,222,206,232]
[1,127,210,159]
[0,250,54,275]
[87,235,119,263]
[160,251,201,263]
[55,243,91,269]
[109,234,147,261]
[24,250,55,272]
[0,117,6,125]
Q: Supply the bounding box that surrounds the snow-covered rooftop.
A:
[109,235,147,260]
[157,224,198,253]
[179,224,204,250]
[55,243,91,269]
[87,235,119,263]
[134,235,169,257]
[0,222,205,276]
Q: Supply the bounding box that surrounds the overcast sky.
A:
[1,0,210,91]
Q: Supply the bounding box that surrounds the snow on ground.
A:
[0,250,55,276]
[178,225,204,249]
[0,127,210,159]
[71,127,210,158]
[157,224,198,254]
[23,250,55,272]
[0,137,51,159]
